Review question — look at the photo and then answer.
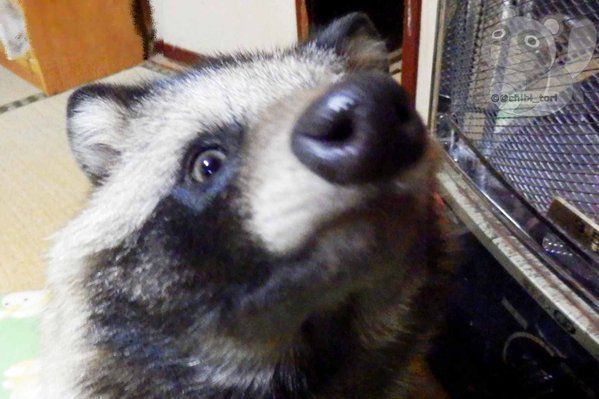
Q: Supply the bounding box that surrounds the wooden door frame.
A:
[296,0,310,41]
[133,0,155,58]
[401,0,422,104]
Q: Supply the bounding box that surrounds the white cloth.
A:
[0,0,29,59]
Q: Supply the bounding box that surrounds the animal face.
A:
[46,13,442,398]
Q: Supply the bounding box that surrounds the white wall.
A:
[415,0,440,125]
[151,0,298,54]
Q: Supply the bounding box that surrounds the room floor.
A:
[0,60,177,294]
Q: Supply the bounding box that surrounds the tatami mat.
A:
[0,65,41,106]
[0,65,164,293]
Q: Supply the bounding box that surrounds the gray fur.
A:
[43,13,452,399]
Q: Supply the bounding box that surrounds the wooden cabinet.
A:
[0,0,144,94]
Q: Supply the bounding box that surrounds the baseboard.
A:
[154,40,204,65]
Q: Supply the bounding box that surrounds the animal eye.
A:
[190,149,227,182]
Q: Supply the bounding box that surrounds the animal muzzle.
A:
[292,72,427,185]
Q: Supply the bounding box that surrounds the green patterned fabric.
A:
[0,291,45,399]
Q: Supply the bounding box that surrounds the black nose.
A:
[291,73,427,184]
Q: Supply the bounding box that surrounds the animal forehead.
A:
[145,51,342,126]
[99,50,343,216]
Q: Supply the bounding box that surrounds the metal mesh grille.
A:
[438,0,599,220]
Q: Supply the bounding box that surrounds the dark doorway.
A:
[304,0,405,51]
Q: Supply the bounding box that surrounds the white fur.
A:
[68,98,128,179]
[240,90,368,253]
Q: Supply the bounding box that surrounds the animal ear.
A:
[66,84,144,185]
[312,12,388,72]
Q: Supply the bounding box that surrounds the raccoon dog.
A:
[42,12,452,399]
